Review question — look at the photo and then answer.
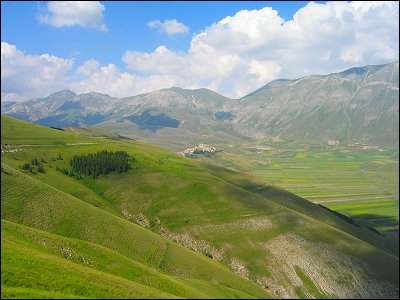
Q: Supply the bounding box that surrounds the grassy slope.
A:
[1,162,271,299]
[1,219,261,299]
[1,115,399,298]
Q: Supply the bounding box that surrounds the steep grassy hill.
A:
[1,115,398,299]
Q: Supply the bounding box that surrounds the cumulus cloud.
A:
[1,42,73,101]
[38,1,107,31]
[0,43,174,101]
[76,59,101,76]
[147,19,189,35]
[123,46,187,74]
[125,1,399,98]
[2,1,398,102]
[72,63,179,97]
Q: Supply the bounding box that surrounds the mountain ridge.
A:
[2,61,398,150]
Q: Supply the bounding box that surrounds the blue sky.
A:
[1,1,399,102]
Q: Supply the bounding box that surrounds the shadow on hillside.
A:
[317,204,399,237]
[122,109,180,132]
[348,213,399,235]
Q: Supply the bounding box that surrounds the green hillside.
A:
[2,219,265,299]
[1,115,398,299]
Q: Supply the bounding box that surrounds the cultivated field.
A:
[201,142,399,236]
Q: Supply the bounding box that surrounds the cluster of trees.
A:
[56,166,83,179]
[21,158,46,173]
[70,150,135,178]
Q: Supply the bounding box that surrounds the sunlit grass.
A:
[2,115,398,299]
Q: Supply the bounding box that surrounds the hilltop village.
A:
[178,144,218,158]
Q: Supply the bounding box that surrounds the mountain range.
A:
[2,61,398,151]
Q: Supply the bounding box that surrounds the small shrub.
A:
[21,163,31,170]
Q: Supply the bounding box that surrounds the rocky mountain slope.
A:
[2,61,398,150]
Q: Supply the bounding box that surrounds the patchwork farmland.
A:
[201,143,399,236]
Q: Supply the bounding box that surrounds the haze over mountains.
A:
[2,61,398,151]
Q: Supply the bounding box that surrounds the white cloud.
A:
[72,64,178,97]
[0,43,178,102]
[38,1,107,31]
[122,46,187,74]
[1,42,73,101]
[76,59,101,76]
[147,19,189,35]
[2,1,398,102]
[124,1,399,98]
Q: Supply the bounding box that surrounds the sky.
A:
[1,1,399,102]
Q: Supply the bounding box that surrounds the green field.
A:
[200,143,399,236]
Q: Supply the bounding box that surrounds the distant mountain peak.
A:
[47,89,76,98]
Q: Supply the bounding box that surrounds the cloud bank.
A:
[1,42,74,102]
[2,1,398,102]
